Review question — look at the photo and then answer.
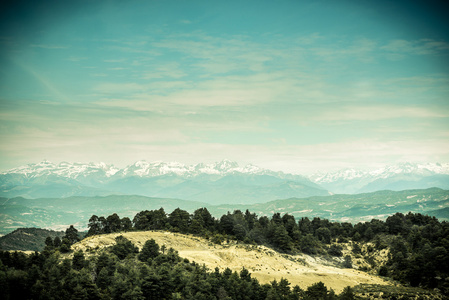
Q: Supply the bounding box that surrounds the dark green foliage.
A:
[378,265,388,276]
[299,234,320,254]
[53,236,62,248]
[168,208,191,233]
[60,238,71,253]
[339,286,355,300]
[64,225,80,245]
[0,228,65,251]
[315,227,331,244]
[72,250,85,271]
[342,255,352,269]
[105,213,121,233]
[138,239,160,262]
[305,281,328,299]
[270,223,292,251]
[87,215,101,236]
[79,209,449,296]
[0,235,369,300]
[120,217,133,231]
[328,244,343,257]
[45,236,54,248]
[110,236,139,260]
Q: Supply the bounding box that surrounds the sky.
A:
[0,0,448,174]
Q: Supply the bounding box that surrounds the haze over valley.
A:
[1,159,448,234]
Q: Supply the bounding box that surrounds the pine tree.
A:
[138,239,160,262]
[72,250,85,271]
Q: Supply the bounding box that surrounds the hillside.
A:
[0,195,207,234]
[208,188,449,223]
[0,228,64,251]
[72,231,389,293]
[2,188,448,235]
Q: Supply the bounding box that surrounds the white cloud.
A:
[381,39,449,56]
[316,104,449,122]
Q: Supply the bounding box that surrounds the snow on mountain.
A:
[2,160,119,179]
[113,159,280,178]
[311,162,449,184]
[1,159,328,202]
[5,160,449,183]
[1,159,287,180]
[310,168,366,183]
[308,162,449,194]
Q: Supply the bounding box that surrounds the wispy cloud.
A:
[381,39,449,58]
[316,104,449,122]
[30,44,68,49]
[143,62,187,79]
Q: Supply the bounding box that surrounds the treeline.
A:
[85,208,449,294]
[0,236,356,299]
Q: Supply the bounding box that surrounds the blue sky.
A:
[0,0,448,174]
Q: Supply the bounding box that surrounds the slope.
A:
[0,228,64,251]
[72,231,390,293]
[208,188,449,222]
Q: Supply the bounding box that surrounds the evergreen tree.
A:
[72,250,85,271]
[44,236,54,250]
[53,236,62,248]
[138,239,160,262]
[111,236,139,260]
[168,208,191,233]
[88,215,101,236]
[121,217,133,232]
[305,281,328,299]
[64,225,80,245]
[106,213,122,233]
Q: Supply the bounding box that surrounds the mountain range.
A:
[1,160,449,202]
[1,160,448,235]
[310,162,449,194]
[0,160,327,203]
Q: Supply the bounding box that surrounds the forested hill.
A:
[208,187,449,222]
[0,228,64,251]
[1,208,447,299]
[1,188,448,235]
[75,208,449,295]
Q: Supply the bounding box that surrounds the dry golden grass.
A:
[72,231,390,293]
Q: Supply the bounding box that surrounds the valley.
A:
[1,188,448,235]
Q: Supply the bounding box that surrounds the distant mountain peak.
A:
[309,162,449,194]
[3,160,119,178]
[2,159,307,183]
[310,162,449,184]
[118,159,259,178]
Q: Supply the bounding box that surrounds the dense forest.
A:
[85,208,449,292]
[0,234,357,300]
[1,207,448,299]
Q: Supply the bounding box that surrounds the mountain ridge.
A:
[0,159,328,202]
[2,160,449,199]
[309,162,449,194]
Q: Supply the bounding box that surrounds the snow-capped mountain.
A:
[115,159,266,178]
[310,162,449,194]
[2,160,448,200]
[3,159,306,181]
[4,160,119,179]
[0,159,327,203]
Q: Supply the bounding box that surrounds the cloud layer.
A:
[1,1,448,173]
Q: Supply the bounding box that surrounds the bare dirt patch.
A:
[73,231,390,293]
